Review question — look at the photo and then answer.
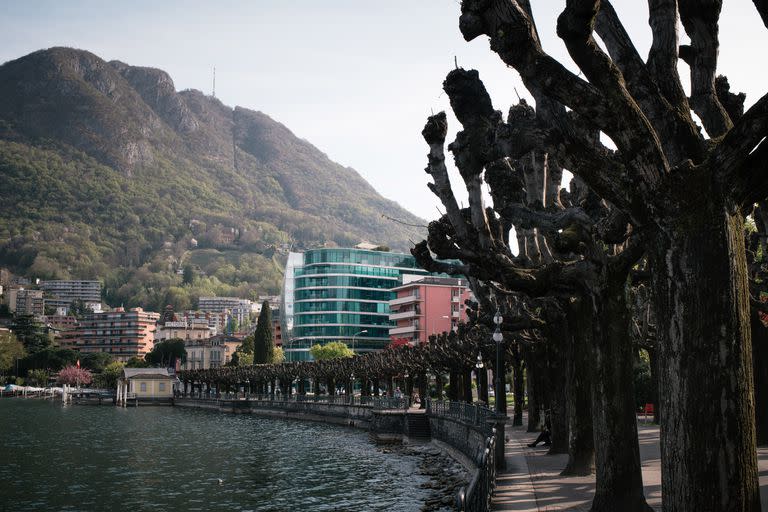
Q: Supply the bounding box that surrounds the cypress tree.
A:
[253,301,274,364]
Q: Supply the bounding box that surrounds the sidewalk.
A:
[493,419,768,511]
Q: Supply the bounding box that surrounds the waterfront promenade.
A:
[492,420,768,511]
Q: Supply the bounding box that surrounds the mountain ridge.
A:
[0,47,425,310]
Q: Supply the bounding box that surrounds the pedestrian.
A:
[528,411,552,447]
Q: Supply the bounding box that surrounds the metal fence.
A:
[426,399,500,436]
[180,392,410,410]
[456,430,497,512]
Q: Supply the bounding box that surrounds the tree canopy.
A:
[309,342,354,361]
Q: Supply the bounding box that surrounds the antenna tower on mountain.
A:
[212,66,216,98]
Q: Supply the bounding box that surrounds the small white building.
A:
[116,368,177,405]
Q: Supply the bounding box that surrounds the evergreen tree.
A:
[253,301,274,364]
[10,315,51,353]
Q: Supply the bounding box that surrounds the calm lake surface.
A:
[0,399,428,511]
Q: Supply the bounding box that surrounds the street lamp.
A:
[493,307,506,471]
[352,330,367,354]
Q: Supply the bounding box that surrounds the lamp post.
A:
[493,307,506,470]
[351,329,367,355]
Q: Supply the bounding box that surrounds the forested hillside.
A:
[0,48,425,310]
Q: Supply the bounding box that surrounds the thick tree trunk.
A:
[419,373,427,409]
[562,300,595,476]
[751,310,768,446]
[548,345,569,454]
[449,371,459,401]
[464,369,474,404]
[477,367,489,404]
[526,351,541,432]
[651,207,760,512]
[590,280,652,512]
[435,373,444,400]
[647,346,661,425]
[511,347,525,426]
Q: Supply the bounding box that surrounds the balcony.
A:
[452,311,460,318]
[389,295,421,307]
[451,295,461,303]
[389,324,420,336]
[390,310,419,321]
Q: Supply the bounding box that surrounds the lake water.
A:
[0,399,428,511]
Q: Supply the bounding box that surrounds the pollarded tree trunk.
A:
[591,280,652,512]
[464,369,474,404]
[562,299,595,476]
[511,348,525,426]
[651,203,760,511]
[751,309,768,446]
[526,352,541,432]
[477,367,489,404]
[646,346,660,425]
[435,373,444,400]
[448,371,459,401]
[419,373,428,409]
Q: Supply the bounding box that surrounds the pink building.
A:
[388,277,472,344]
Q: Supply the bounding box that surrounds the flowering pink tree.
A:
[57,366,92,387]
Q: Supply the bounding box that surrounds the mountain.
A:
[0,47,426,311]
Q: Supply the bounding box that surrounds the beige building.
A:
[156,318,211,342]
[8,288,44,316]
[116,368,176,404]
[184,337,227,370]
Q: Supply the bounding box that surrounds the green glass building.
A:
[282,248,431,361]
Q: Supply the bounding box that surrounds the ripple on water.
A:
[0,400,429,511]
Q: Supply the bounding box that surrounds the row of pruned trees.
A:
[407,1,768,511]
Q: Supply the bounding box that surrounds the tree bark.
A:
[590,279,652,511]
[526,351,541,432]
[449,371,459,401]
[464,369,474,404]
[752,310,768,446]
[511,347,525,426]
[647,346,661,425]
[435,373,444,400]
[562,300,595,476]
[651,205,760,511]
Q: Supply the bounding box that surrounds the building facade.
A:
[39,280,101,310]
[282,248,434,361]
[8,288,44,317]
[198,296,253,327]
[59,307,160,362]
[389,277,473,343]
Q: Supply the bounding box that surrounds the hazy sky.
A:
[2,1,766,221]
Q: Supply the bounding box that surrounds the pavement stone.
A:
[493,418,768,511]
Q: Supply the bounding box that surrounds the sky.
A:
[1,1,766,221]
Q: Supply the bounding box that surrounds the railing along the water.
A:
[179,392,410,410]
[427,399,500,512]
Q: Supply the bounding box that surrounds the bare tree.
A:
[457,1,766,509]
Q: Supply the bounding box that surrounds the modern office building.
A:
[39,280,101,310]
[282,247,435,361]
[59,307,160,362]
[389,277,473,343]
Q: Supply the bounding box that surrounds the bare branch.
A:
[678,0,732,137]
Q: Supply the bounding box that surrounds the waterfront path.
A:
[492,419,768,511]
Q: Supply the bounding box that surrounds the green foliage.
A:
[634,349,655,409]
[145,339,186,367]
[20,348,78,373]
[239,334,255,354]
[93,361,124,389]
[125,356,151,368]
[9,315,51,353]
[271,346,285,364]
[309,341,353,361]
[253,302,274,364]
[69,299,91,319]
[27,368,50,386]
[229,349,253,367]
[0,49,426,311]
[79,352,114,372]
[0,331,26,375]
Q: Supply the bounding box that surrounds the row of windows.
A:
[292,326,392,338]
[295,275,396,290]
[286,339,391,352]
[304,249,422,268]
[294,264,404,279]
[294,301,390,314]
[294,313,393,327]
[294,288,394,302]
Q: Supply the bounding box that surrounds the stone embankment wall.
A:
[428,415,492,468]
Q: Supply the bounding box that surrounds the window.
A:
[159,382,166,392]
[140,382,147,392]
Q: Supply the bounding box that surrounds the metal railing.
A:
[179,392,410,410]
[456,430,497,512]
[426,399,501,436]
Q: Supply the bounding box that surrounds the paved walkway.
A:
[492,419,768,511]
